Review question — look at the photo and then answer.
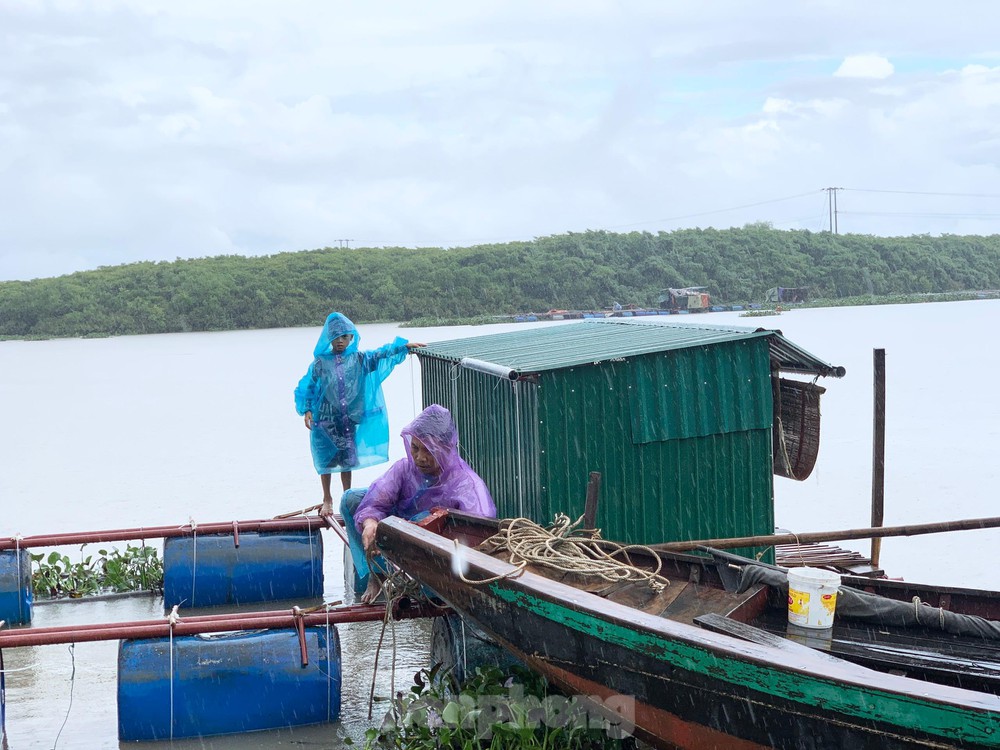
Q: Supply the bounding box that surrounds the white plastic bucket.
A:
[787,567,840,629]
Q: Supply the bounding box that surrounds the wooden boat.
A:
[376,509,1000,750]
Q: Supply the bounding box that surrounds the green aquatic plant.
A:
[30,543,164,598]
[362,663,634,749]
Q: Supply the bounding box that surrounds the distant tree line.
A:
[2,225,999,339]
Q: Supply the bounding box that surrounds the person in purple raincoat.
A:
[294,312,424,513]
[341,404,496,604]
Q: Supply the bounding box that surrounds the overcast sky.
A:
[2,1,999,281]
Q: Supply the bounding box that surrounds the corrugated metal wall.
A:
[419,337,776,559]
[419,357,541,519]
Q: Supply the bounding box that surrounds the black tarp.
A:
[739,564,1000,640]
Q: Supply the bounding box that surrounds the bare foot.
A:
[320,500,333,516]
[360,578,382,605]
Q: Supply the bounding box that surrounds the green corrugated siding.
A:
[419,357,541,519]
[629,338,773,442]
[534,351,774,556]
[418,336,777,559]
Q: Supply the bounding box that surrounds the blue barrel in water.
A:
[117,625,341,740]
[0,548,32,625]
[163,530,324,609]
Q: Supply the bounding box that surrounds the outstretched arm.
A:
[362,336,410,378]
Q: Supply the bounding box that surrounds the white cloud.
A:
[2,2,1000,280]
[834,54,895,79]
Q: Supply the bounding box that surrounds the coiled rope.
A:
[473,514,670,591]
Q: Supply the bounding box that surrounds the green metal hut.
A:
[415,319,845,554]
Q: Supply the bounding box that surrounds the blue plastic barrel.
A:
[163,530,323,610]
[118,626,341,740]
[0,548,32,625]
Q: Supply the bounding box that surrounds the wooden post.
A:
[871,349,886,568]
[583,472,601,529]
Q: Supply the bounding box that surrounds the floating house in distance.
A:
[656,286,711,312]
[766,286,809,304]
[414,320,845,559]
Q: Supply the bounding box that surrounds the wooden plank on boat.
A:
[659,582,763,623]
[694,613,846,665]
[776,542,884,577]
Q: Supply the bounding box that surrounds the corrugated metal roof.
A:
[418,319,846,378]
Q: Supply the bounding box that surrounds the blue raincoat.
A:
[294,313,409,474]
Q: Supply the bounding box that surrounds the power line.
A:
[845,188,1000,198]
[841,211,1000,218]
[608,190,821,229]
[349,185,999,247]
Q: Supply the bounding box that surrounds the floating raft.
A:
[0,516,329,550]
[0,600,438,648]
[0,516,335,624]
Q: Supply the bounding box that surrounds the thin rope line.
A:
[51,644,75,749]
[1,648,6,740]
[0,662,40,674]
[189,518,198,608]
[14,537,23,625]
[409,354,419,419]
[167,605,179,740]
[514,381,524,518]
[325,605,332,720]
[460,617,467,681]
[308,528,316,596]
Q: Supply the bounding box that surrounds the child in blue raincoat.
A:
[294,312,424,513]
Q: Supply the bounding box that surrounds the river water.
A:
[1,300,998,748]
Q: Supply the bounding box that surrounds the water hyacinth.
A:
[361,663,636,750]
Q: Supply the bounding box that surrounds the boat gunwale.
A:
[377,514,1000,729]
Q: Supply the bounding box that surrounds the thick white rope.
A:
[476,514,670,591]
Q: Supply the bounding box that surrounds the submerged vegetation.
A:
[31,544,164,598]
[361,664,634,750]
[2,226,999,339]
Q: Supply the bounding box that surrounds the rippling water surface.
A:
[2,301,998,747]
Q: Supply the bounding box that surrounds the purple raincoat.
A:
[353,405,496,531]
